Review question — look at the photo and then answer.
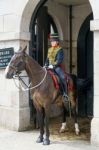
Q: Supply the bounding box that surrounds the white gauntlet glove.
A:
[48,64,53,69]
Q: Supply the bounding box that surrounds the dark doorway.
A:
[77,13,93,117]
[29,6,58,123]
[30,6,48,66]
[30,6,58,66]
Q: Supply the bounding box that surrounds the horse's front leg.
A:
[36,109,44,143]
[43,108,50,145]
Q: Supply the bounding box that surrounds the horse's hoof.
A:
[75,130,80,135]
[36,136,43,143]
[59,128,66,133]
[43,139,50,145]
[59,127,69,133]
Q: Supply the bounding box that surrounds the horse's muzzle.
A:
[5,65,14,79]
[5,72,13,79]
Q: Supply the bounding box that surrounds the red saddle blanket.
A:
[48,69,59,90]
[48,68,74,92]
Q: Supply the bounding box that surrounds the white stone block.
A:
[0,91,19,107]
[0,16,3,32]
[94,74,99,96]
[94,63,99,75]
[93,95,99,117]
[0,40,30,131]
[94,32,99,51]
[90,20,99,31]
[0,106,30,131]
[19,90,29,108]
[89,0,99,19]
[4,14,20,32]
[91,117,99,146]
[94,51,99,63]
[0,32,30,41]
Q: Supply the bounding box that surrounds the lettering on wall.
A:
[0,48,14,68]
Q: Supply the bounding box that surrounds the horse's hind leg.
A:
[71,75,80,135]
[71,99,80,135]
[73,107,80,135]
[36,108,44,143]
[59,105,68,133]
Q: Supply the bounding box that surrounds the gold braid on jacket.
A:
[47,46,62,65]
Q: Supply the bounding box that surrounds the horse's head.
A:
[5,46,27,79]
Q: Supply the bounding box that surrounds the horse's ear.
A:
[18,46,22,51]
[22,46,27,54]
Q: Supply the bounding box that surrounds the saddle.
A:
[48,69,74,93]
[48,69,60,90]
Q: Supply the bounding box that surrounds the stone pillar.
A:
[0,0,41,131]
[0,37,31,131]
[0,0,42,131]
[90,20,99,146]
[0,0,31,130]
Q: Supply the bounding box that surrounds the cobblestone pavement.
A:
[0,127,98,150]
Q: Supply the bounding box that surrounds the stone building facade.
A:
[0,0,99,146]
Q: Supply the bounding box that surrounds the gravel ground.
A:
[0,127,98,150]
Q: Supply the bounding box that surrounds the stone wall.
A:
[0,0,92,131]
[0,0,99,147]
[0,0,40,131]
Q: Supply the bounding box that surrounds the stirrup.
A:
[63,93,68,102]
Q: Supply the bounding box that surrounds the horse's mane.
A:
[15,49,42,69]
[25,52,43,70]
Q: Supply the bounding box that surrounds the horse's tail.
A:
[69,74,77,88]
[77,76,93,91]
[68,75,93,93]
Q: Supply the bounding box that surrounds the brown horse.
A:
[5,46,80,145]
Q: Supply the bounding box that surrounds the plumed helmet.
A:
[49,33,59,42]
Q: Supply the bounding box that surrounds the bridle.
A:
[8,64,17,71]
[8,61,47,91]
[8,64,21,75]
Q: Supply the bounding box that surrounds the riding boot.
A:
[54,67,68,102]
[62,80,68,102]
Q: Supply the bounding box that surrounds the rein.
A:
[13,67,47,91]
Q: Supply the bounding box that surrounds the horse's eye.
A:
[15,61,23,68]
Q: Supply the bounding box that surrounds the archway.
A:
[20,0,96,143]
[77,13,93,117]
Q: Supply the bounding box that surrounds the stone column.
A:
[90,20,99,146]
[0,35,31,131]
[0,1,31,130]
[0,0,41,131]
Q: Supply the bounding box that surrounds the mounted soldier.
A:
[45,33,68,102]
